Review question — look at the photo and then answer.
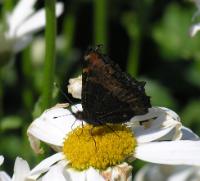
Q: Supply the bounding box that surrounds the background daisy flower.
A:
[134,163,200,181]
[0,0,63,65]
[0,156,36,181]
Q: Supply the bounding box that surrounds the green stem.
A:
[22,46,33,111]
[127,35,141,77]
[1,0,14,24]
[126,0,152,77]
[41,0,56,111]
[63,13,76,53]
[93,0,107,51]
[3,0,14,11]
[0,70,3,118]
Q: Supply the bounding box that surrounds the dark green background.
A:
[0,0,200,176]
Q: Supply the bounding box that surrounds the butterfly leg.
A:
[90,126,97,150]
[96,120,120,138]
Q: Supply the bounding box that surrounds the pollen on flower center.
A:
[62,124,137,170]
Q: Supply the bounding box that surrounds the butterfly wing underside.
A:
[81,49,151,124]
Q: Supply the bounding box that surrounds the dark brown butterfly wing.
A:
[81,48,151,125]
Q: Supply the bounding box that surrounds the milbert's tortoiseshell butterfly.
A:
[74,46,151,125]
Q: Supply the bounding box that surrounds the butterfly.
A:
[74,46,151,125]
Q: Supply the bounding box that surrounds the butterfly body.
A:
[75,47,151,125]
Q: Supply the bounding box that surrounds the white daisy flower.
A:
[27,102,200,181]
[134,163,200,181]
[0,0,63,63]
[0,156,37,181]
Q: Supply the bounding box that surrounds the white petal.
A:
[15,3,64,37]
[135,141,200,166]
[0,155,4,165]
[28,134,44,154]
[130,107,180,123]
[168,167,196,181]
[27,107,81,152]
[7,0,36,37]
[64,168,87,181]
[134,164,165,181]
[13,35,32,53]
[68,75,82,99]
[189,23,200,37]
[29,153,64,179]
[41,164,66,181]
[134,164,194,181]
[129,107,182,143]
[64,167,104,181]
[86,167,105,181]
[65,164,132,181]
[134,165,148,181]
[12,157,30,181]
[71,104,83,113]
[181,126,199,140]
[0,171,11,181]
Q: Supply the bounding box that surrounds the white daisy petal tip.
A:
[27,104,84,153]
[71,104,83,113]
[0,156,32,181]
[134,164,200,181]
[135,141,200,166]
[55,2,64,17]
[13,157,31,180]
[6,0,36,37]
[101,163,133,181]
[181,126,199,140]
[27,133,44,154]
[41,163,66,181]
[15,2,64,38]
[134,164,166,181]
[52,103,69,109]
[189,23,200,37]
[29,153,65,179]
[129,107,182,143]
[129,107,180,124]
[0,171,11,181]
[67,75,82,99]
[0,155,4,166]
[27,108,70,150]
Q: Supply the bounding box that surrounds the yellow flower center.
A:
[62,124,137,170]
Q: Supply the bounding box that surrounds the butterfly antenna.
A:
[54,82,80,112]
[54,82,74,105]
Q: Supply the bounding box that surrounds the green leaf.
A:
[0,116,22,131]
[122,12,140,39]
[32,97,43,118]
[181,100,200,135]
[0,136,22,158]
[186,62,200,87]
[152,3,200,60]
[143,78,177,109]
